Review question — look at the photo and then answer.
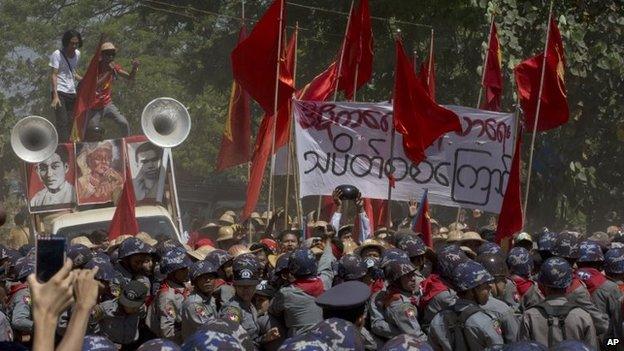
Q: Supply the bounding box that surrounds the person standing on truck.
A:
[86,41,139,137]
[50,29,82,142]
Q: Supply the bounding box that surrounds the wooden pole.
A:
[267,0,286,219]
[426,29,434,90]
[386,127,396,228]
[523,0,555,220]
[284,23,299,230]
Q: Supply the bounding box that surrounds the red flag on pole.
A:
[393,38,462,165]
[495,130,523,243]
[216,27,252,172]
[231,0,294,115]
[418,32,436,101]
[514,19,568,131]
[108,164,139,240]
[337,0,373,100]
[481,22,503,111]
[70,36,103,142]
[413,189,432,247]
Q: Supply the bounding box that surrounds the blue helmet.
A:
[553,232,580,259]
[288,248,318,278]
[137,338,180,351]
[380,334,434,351]
[501,341,548,351]
[195,318,254,350]
[67,244,93,268]
[452,260,494,291]
[550,340,592,351]
[118,237,155,260]
[189,260,218,281]
[384,260,416,283]
[160,247,192,276]
[507,247,533,277]
[437,245,469,278]
[82,335,116,351]
[306,318,365,350]
[605,248,624,275]
[399,236,428,258]
[181,330,243,350]
[476,242,502,256]
[279,335,332,350]
[538,257,572,289]
[537,230,557,252]
[578,240,604,262]
[232,253,261,286]
[380,248,410,268]
[16,256,35,281]
[85,256,115,283]
[205,249,233,270]
[336,254,368,281]
[363,256,383,280]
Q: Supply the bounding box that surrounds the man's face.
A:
[195,273,218,295]
[128,253,153,275]
[235,284,257,303]
[90,149,112,176]
[37,153,68,190]
[137,149,160,180]
[474,283,491,305]
[280,234,298,253]
[67,37,80,54]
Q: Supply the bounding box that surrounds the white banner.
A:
[294,100,517,214]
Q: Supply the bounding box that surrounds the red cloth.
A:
[392,38,462,165]
[418,273,449,310]
[230,0,294,115]
[412,189,432,247]
[92,62,122,109]
[370,278,384,294]
[107,164,139,240]
[293,277,325,298]
[71,37,103,141]
[8,283,28,299]
[195,238,215,249]
[577,268,607,295]
[565,276,584,294]
[418,37,436,101]
[331,243,342,259]
[337,0,373,100]
[481,22,503,111]
[514,19,568,131]
[242,61,338,219]
[495,128,523,243]
[511,274,534,298]
[216,26,252,171]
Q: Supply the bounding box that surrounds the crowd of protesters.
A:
[0,189,623,351]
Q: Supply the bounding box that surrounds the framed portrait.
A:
[125,135,167,203]
[75,139,125,205]
[27,143,76,213]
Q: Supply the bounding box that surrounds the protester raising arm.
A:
[355,195,371,242]
[330,189,343,232]
[28,259,75,351]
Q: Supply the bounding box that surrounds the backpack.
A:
[441,303,484,350]
[531,300,581,347]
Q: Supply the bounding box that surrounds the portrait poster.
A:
[124,135,167,203]
[75,139,125,205]
[27,143,76,213]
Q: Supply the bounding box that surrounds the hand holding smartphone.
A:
[36,236,66,283]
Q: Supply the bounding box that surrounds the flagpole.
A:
[477,14,496,108]
[316,0,355,221]
[413,50,418,72]
[523,0,554,220]
[387,30,402,228]
[284,23,299,230]
[426,29,434,90]
[267,0,286,221]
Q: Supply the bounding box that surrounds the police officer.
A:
[537,230,557,261]
[372,259,427,341]
[280,318,365,351]
[136,338,181,351]
[604,248,624,290]
[181,318,254,350]
[113,237,156,296]
[82,335,116,351]
[380,334,434,351]
[429,260,504,350]
[67,244,93,269]
[334,254,368,285]
[519,257,598,348]
[146,247,191,343]
[254,280,286,351]
[397,233,428,285]
[10,256,34,344]
[506,247,544,312]
[181,260,219,339]
[205,249,235,309]
[93,280,148,348]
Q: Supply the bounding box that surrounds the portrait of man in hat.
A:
[28,143,76,211]
[76,140,124,204]
[127,139,164,202]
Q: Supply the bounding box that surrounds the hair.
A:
[53,146,69,164]
[86,146,113,169]
[322,304,366,324]
[278,231,300,243]
[135,142,162,162]
[61,29,83,48]
[90,229,109,244]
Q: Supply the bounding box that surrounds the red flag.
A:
[70,36,103,142]
[412,189,432,247]
[393,38,462,165]
[418,37,436,100]
[337,0,373,100]
[514,18,568,131]
[216,27,252,171]
[481,22,503,111]
[108,164,139,240]
[241,61,339,219]
[495,130,523,243]
[231,0,294,114]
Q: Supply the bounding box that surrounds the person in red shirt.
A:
[86,42,139,137]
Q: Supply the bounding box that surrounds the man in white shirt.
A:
[30,147,75,208]
[50,29,82,142]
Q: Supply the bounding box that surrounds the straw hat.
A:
[135,232,158,246]
[224,210,237,218]
[446,230,462,243]
[460,231,485,244]
[112,234,133,247]
[70,236,97,249]
[218,213,236,226]
[355,239,385,256]
[189,245,216,261]
[460,246,477,259]
[342,240,359,255]
[101,42,116,51]
[439,227,450,235]
[228,244,251,257]
[216,226,235,242]
[199,222,220,235]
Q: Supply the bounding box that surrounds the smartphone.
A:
[36,236,66,283]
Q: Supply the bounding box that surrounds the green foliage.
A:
[0,0,622,232]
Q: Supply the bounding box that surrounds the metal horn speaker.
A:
[141,97,191,148]
[11,116,59,163]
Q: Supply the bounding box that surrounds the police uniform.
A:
[180,260,219,339]
[507,247,544,312]
[280,317,365,351]
[519,257,598,349]
[269,246,335,337]
[182,317,254,350]
[222,294,259,342]
[136,338,181,351]
[93,299,146,345]
[0,310,13,342]
[112,238,156,296]
[482,295,520,343]
[380,334,434,351]
[146,248,191,343]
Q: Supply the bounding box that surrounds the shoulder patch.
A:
[403,303,418,320]
[194,303,207,318]
[492,319,502,335]
[222,306,242,323]
[164,301,176,318]
[23,295,31,306]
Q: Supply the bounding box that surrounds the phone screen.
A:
[36,237,66,282]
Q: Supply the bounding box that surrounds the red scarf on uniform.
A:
[8,283,28,300]
[370,278,384,294]
[511,275,534,298]
[418,273,449,310]
[576,268,607,295]
[293,277,325,297]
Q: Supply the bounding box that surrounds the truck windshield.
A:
[56,216,177,242]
